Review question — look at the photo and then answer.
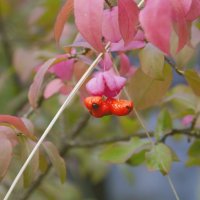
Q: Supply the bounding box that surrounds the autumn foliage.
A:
[0,0,200,199]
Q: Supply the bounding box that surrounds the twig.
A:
[66,128,200,148]
[165,57,184,76]
[190,112,200,129]
[70,113,90,139]
[19,113,90,200]
[65,132,151,148]
[159,128,200,143]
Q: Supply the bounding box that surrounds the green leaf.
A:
[170,30,194,68]
[43,141,66,183]
[127,64,172,110]
[185,70,200,96]
[139,43,164,80]
[145,143,173,175]
[186,140,200,166]
[188,140,200,157]
[119,116,140,134]
[169,147,179,162]
[127,143,151,166]
[155,109,172,141]
[19,136,39,187]
[100,137,147,164]
[39,152,48,173]
[164,85,198,114]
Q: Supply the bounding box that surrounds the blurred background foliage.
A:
[0,0,200,200]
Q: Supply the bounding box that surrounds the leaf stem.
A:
[3,43,111,200]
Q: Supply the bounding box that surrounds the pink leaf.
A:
[186,0,200,21]
[0,127,18,147]
[44,79,65,99]
[119,53,136,77]
[182,0,193,14]
[86,73,105,96]
[111,39,145,51]
[28,57,66,108]
[21,118,35,134]
[140,0,172,54]
[69,33,93,49]
[170,0,190,51]
[0,138,12,180]
[0,115,35,140]
[118,0,139,45]
[49,59,74,81]
[86,70,126,97]
[99,53,113,71]
[74,0,104,52]
[103,70,126,97]
[102,7,122,42]
[181,115,194,126]
[54,0,74,43]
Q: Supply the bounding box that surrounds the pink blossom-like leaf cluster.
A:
[86,69,126,97]
[29,0,200,102]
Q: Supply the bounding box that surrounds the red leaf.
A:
[186,0,200,21]
[102,7,121,42]
[74,0,104,52]
[0,138,12,180]
[54,0,74,44]
[119,53,136,77]
[0,127,18,147]
[118,0,139,45]
[140,0,172,54]
[28,57,66,108]
[170,0,190,51]
[44,79,64,99]
[0,115,35,140]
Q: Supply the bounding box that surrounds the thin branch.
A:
[159,128,200,143]
[19,113,90,200]
[65,132,151,148]
[70,113,90,139]
[65,128,200,149]
[165,56,185,76]
[190,112,200,129]
[19,125,200,199]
